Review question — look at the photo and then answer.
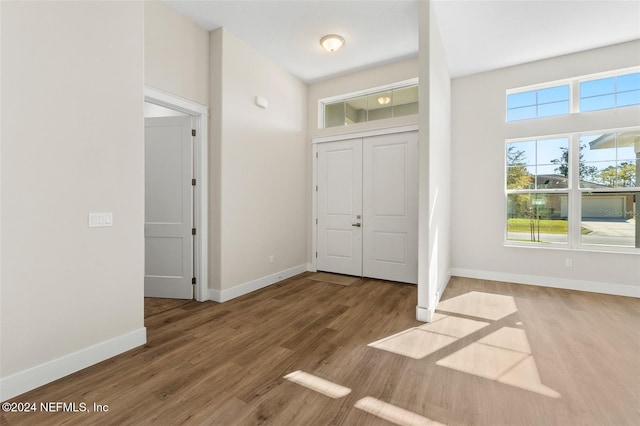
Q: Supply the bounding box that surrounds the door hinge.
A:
[192,228,196,235]
[192,129,196,137]
[316,152,318,159]
[192,277,196,285]
[315,251,318,258]
[316,218,318,225]
[192,178,196,186]
[315,185,318,192]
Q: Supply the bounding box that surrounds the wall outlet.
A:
[269,254,274,264]
[565,258,573,267]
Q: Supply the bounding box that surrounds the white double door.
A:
[317,131,418,284]
[144,116,194,299]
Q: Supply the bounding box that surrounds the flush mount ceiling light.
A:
[377,96,391,105]
[320,34,345,52]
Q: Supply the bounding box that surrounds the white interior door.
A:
[363,132,419,284]
[144,116,193,299]
[316,131,418,284]
[317,139,363,276]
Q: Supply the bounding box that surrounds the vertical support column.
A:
[416,0,432,322]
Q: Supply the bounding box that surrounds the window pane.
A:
[536,165,568,189]
[507,91,536,109]
[507,106,537,121]
[345,96,368,124]
[580,134,616,162]
[507,86,569,121]
[507,193,568,243]
[320,82,418,128]
[367,91,392,121]
[581,77,615,98]
[617,72,640,92]
[617,89,640,107]
[538,101,569,117]
[538,85,569,103]
[393,85,418,118]
[581,94,616,111]
[325,102,345,128]
[617,161,636,187]
[537,137,568,165]
[506,141,535,165]
[581,192,638,247]
[580,131,639,189]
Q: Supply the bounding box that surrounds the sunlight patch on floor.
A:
[368,292,561,399]
[368,328,458,359]
[283,370,351,398]
[355,396,445,426]
[437,327,561,398]
[368,315,489,359]
[437,291,518,321]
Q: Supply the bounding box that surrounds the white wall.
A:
[451,41,640,296]
[416,0,452,322]
[144,0,209,106]
[1,1,145,400]
[209,28,308,299]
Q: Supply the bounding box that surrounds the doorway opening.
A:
[143,86,209,301]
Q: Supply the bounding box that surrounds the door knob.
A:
[352,223,361,227]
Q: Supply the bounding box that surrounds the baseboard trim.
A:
[209,264,307,303]
[416,270,451,323]
[416,305,434,322]
[0,327,146,402]
[450,268,640,298]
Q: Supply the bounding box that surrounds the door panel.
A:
[317,139,363,276]
[363,132,418,283]
[144,116,193,299]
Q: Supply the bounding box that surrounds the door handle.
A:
[352,223,361,227]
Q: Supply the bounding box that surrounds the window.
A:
[505,68,639,251]
[580,72,640,112]
[507,85,570,122]
[505,129,639,250]
[320,81,418,129]
[578,130,639,248]
[506,138,570,244]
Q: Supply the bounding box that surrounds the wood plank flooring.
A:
[1,274,639,425]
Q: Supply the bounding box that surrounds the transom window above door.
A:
[319,80,419,129]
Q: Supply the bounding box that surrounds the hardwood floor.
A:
[2,273,639,425]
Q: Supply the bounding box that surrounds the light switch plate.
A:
[89,212,113,227]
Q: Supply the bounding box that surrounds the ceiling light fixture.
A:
[377,96,391,105]
[320,34,345,52]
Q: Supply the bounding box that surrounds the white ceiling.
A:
[164,0,640,83]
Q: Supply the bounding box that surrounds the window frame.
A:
[504,127,639,253]
[318,78,419,129]
[505,66,640,124]
[506,84,571,122]
[504,134,572,246]
[579,70,640,112]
